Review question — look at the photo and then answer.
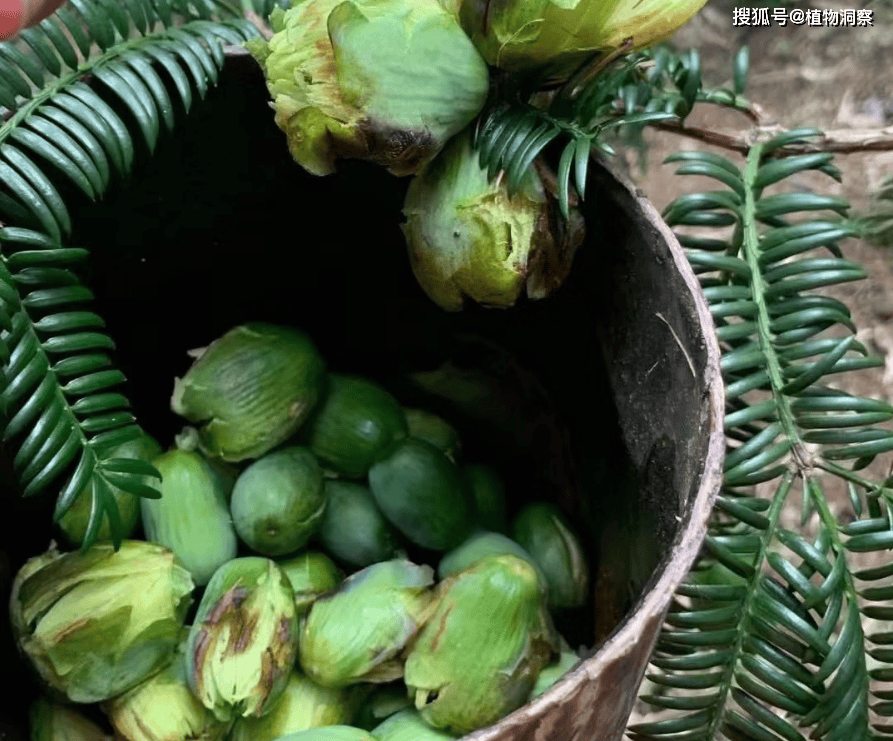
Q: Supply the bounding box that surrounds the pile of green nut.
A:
[12,322,589,741]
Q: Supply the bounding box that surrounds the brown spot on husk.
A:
[207,586,249,624]
[54,618,91,642]
[428,604,453,652]
[228,609,259,655]
[191,629,212,695]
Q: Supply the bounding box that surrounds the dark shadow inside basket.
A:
[0,51,716,738]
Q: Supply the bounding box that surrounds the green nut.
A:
[266,728,376,741]
[186,558,299,720]
[372,708,459,741]
[230,446,326,557]
[58,430,162,547]
[277,551,343,616]
[404,554,557,735]
[437,531,543,588]
[403,408,461,463]
[462,464,508,533]
[105,635,231,741]
[317,480,400,568]
[249,0,488,177]
[10,542,193,704]
[307,375,408,478]
[368,438,472,551]
[230,671,359,741]
[141,438,238,586]
[512,502,590,610]
[171,323,326,462]
[298,559,435,687]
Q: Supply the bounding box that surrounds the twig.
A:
[651,120,893,157]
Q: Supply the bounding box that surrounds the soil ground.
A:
[622,0,893,733]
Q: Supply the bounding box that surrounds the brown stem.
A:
[651,121,893,157]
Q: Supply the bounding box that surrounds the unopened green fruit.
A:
[308,375,408,478]
[277,551,343,616]
[368,438,472,551]
[231,447,326,557]
[268,728,375,741]
[512,502,590,610]
[372,708,458,740]
[402,129,584,311]
[404,408,460,463]
[171,323,326,462]
[142,444,238,586]
[317,480,400,568]
[249,0,489,177]
[463,464,507,533]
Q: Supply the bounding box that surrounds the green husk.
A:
[10,542,193,704]
[298,559,435,688]
[249,0,488,177]
[402,129,583,311]
[105,634,231,741]
[185,558,299,721]
[171,323,326,462]
[458,0,710,77]
[404,554,557,734]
